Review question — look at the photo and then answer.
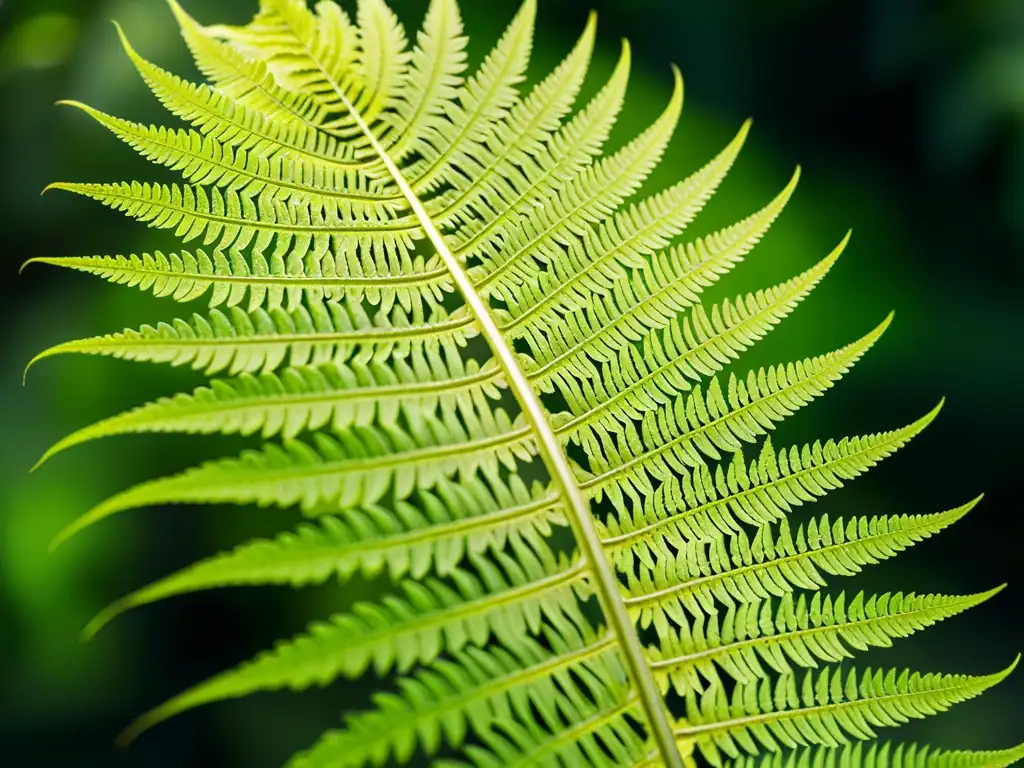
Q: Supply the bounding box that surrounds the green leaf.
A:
[28,1,1014,765]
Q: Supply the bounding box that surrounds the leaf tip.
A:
[984,583,1010,601]
[915,398,945,428]
[23,353,43,385]
[81,599,128,642]
[945,493,985,526]
[23,344,62,384]
[619,36,632,67]
[1000,653,1021,679]
[111,19,141,61]
[878,308,896,332]
[116,714,154,750]
[49,522,80,552]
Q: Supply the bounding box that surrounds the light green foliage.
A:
[29,0,1017,766]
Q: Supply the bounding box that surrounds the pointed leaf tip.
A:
[81,599,129,642]
[913,398,945,427]
[869,309,894,337]
[111,20,141,60]
[49,495,124,551]
[836,228,853,251]
[49,522,79,552]
[987,583,1010,599]
[116,715,153,749]
[165,0,194,25]
[31,443,61,472]
[1001,653,1021,678]
[23,351,45,386]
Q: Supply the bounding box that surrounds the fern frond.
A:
[556,237,842,441]
[448,687,646,768]
[525,168,799,385]
[120,542,586,743]
[504,120,752,337]
[649,587,1003,695]
[32,1,1015,765]
[82,475,563,636]
[288,623,618,767]
[35,344,500,466]
[28,303,474,376]
[585,316,890,509]
[472,59,682,300]
[25,246,453,315]
[603,403,943,570]
[728,742,1024,768]
[51,392,531,548]
[623,499,978,631]
[677,658,1019,766]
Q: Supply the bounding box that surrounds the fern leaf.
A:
[28,303,474,376]
[51,392,531,548]
[474,59,682,301]
[35,346,500,466]
[47,181,423,278]
[728,742,1024,768]
[623,499,979,632]
[288,624,618,767]
[31,1,1016,765]
[56,100,400,209]
[119,544,586,744]
[524,168,799,384]
[25,247,452,314]
[650,588,1003,695]
[585,316,890,509]
[381,0,467,161]
[556,237,842,441]
[505,120,753,338]
[678,658,1020,766]
[603,403,943,570]
[82,475,563,636]
[404,0,537,191]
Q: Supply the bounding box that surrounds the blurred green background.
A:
[2,0,1022,765]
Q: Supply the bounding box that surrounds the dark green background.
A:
[1,0,1021,765]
